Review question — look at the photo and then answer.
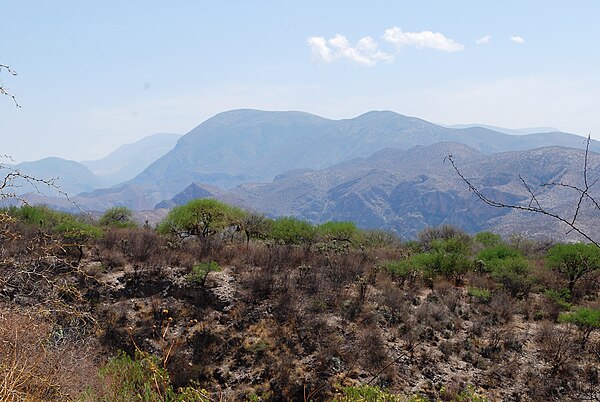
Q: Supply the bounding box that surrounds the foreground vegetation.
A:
[0,201,599,401]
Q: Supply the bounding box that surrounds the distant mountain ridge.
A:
[78,109,596,210]
[81,133,180,185]
[446,123,560,135]
[11,157,108,197]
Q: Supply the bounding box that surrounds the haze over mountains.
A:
[10,109,600,240]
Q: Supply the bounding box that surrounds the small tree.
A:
[270,216,316,246]
[187,261,221,287]
[546,243,600,296]
[558,306,600,348]
[158,199,245,239]
[56,219,103,264]
[317,221,359,244]
[382,260,417,287]
[412,237,473,284]
[99,206,136,228]
[241,212,273,243]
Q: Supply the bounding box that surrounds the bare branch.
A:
[0,64,20,107]
[446,140,600,248]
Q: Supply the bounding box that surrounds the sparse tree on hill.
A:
[157,199,245,239]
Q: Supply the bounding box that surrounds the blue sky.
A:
[2,1,600,162]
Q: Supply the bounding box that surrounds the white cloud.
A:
[307,37,333,63]
[383,26,464,52]
[476,34,491,45]
[510,35,525,44]
[307,34,392,66]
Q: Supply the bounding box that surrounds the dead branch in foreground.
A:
[447,134,600,247]
[0,64,20,107]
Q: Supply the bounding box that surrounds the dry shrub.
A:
[488,292,514,324]
[377,281,410,324]
[358,326,389,372]
[0,309,101,401]
[536,322,578,375]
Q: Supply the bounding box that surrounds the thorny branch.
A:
[0,64,20,108]
[446,134,600,248]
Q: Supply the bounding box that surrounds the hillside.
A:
[1,204,599,401]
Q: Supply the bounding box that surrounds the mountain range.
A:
[68,109,598,211]
[159,142,600,240]
[10,109,600,240]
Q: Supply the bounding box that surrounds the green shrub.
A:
[332,384,408,402]
[546,243,600,296]
[490,257,532,299]
[558,306,600,347]
[476,245,522,272]
[55,220,103,241]
[187,261,221,287]
[242,212,273,243]
[158,199,245,239]
[270,216,316,245]
[317,220,359,243]
[382,260,417,286]
[360,229,401,248]
[467,287,491,302]
[474,231,502,247]
[99,351,212,401]
[412,237,473,283]
[99,206,136,228]
[544,288,572,310]
[9,204,73,229]
[418,225,471,251]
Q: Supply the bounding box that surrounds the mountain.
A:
[162,142,600,240]
[11,157,107,197]
[81,133,181,185]
[83,109,596,210]
[446,124,560,135]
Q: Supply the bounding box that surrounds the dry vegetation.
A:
[0,204,599,401]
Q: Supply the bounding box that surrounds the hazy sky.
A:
[2,1,600,162]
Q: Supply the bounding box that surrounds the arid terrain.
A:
[1,205,598,401]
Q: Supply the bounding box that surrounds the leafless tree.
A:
[447,134,600,247]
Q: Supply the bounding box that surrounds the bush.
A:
[99,351,212,401]
[332,384,409,402]
[360,229,401,248]
[158,199,245,239]
[468,287,491,303]
[412,237,473,283]
[382,260,417,287]
[476,244,522,273]
[8,204,73,229]
[99,206,136,228]
[317,221,359,244]
[474,231,503,247]
[546,243,600,296]
[270,216,316,245]
[242,212,273,242]
[187,261,221,287]
[418,225,470,251]
[490,257,532,299]
[558,306,600,347]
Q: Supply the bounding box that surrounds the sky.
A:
[2,1,600,162]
